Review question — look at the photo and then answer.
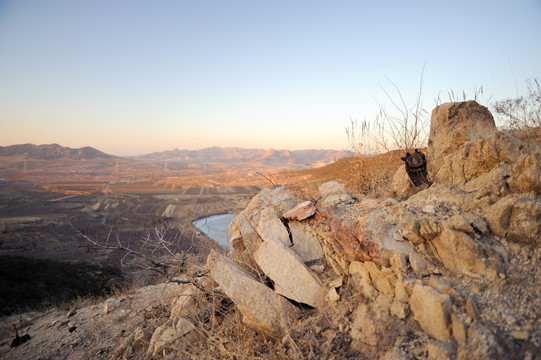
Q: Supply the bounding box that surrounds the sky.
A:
[0,0,540,156]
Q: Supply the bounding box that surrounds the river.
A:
[192,213,235,251]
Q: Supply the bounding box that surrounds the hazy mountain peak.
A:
[129,146,353,169]
[0,144,114,160]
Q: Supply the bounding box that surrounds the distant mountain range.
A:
[0,144,353,169]
[129,146,353,168]
[0,144,115,160]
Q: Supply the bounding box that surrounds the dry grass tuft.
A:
[279,150,404,200]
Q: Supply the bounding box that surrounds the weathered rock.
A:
[381,347,408,360]
[287,220,325,262]
[509,330,529,341]
[427,340,456,360]
[257,207,290,246]
[430,228,492,277]
[392,165,424,200]
[390,300,409,319]
[315,215,376,263]
[282,200,316,221]
[428,101,541,200]
[254,238,326,309]
[422,204,436,214]
[102,298,117,315]
[349,260,376,299]
[409,251,434,276]
[409,284,452,341]
[428,276,462,304]
[350,295,396,350]
[428,101,497,182]
[458,322,511,360]
[450,313,467,344]
[464,164,511,200]
[393,276,409,302]
[484,194,541,245]
[112,335,133,359]
[147,322,176,355]
[328,277,343,289]
[465,296,479,321]
[314,206,414,268]
[170,285,198,319]
[397,218,424,244]
[327,288,340,302]
[147,317,200,356]
[389,252,408,272]
[447,214,475,234]
[173,317,200,341]
[317,180,353,207]
[207,251,296,337]
[508,152,541,193]
[419,218,442,241]
[363,261,394,296]
[229,187,297,255]
[132,327,153,353]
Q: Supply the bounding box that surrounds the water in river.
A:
[192,213,235,251]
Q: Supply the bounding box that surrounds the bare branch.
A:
[353,65,429,152]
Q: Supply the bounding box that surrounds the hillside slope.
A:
[0,144,115,160]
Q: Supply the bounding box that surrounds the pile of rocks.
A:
[207,101,540,359]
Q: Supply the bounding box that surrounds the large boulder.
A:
[483,194,541,245]
[427,101,541,193]
[350,295,398,353]
[287,220,325,263]
[229,187,297,255]
[207,251,297,337]
[409,284,452,342]
[256,206,324,263]
[257,207,290,246]
[392,165,424,200]
[254,239,327,309]
[312,205,415,270]
[427,101,497,181]
[509,152,541,194]
[430,228,494,277]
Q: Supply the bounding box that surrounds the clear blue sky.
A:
[0,0,539,156]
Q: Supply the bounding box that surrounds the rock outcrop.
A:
[254,239,326,309]
[203,100,540,359]
[229,186,297,256]
[409,283,452,341]
[317,180,353,207]
[207,251,296,337]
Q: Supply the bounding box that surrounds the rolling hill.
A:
[0,144,115,160]
[130,146,353,168]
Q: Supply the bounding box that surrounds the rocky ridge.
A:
[1,101,539,359]
[205,101,540,358]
